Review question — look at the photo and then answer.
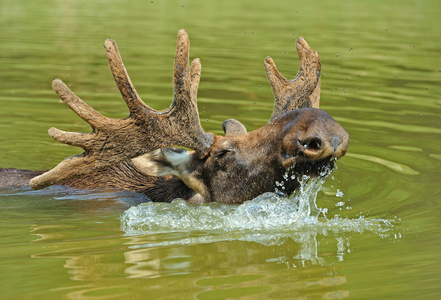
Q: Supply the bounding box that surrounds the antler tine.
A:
[173,29,192,101]
[49,128,91,149]
[104,38,151,115]
[190,58,202,102]
[30,154,91,189]
[52,79,107,129]
[265,37,321,122]
[166,30,214,157]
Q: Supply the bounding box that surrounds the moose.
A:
[0,30,349,204]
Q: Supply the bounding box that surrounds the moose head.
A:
[28,30,348,204]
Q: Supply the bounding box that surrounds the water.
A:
[1,0,441,299]
[121,174,394,250]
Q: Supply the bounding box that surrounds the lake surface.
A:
[1,0,440,299]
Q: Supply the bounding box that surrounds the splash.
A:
[121,173,325,234]
[120,167,394,246]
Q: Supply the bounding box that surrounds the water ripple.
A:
[346,152,419,175]
[336,117,441,134]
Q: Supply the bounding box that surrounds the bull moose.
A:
[0,30,349,204]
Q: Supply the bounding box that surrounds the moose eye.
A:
[215,149,232,162]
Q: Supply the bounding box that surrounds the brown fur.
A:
[0,168,46,189]
[184,108,347,203]
[64,161,195,203]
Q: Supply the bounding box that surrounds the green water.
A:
[1,0,440,299]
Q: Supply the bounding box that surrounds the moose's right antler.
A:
[265,37,321,121]
[30,29,214,190]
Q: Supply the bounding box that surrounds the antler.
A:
[265,37,321,121]
[30,29,214,190]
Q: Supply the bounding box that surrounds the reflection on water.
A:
[122,231,351,299]
[31,211,354,299]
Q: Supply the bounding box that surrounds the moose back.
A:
[0,30,349,204]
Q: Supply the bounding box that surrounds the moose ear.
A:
[132,148,198,177]
[131,149,178,176]
[222,119,247,137]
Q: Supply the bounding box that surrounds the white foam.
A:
[120,174,395,248]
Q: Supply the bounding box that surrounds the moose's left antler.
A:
[265,37,321,121]
[30,30,214,190]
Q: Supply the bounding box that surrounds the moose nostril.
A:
[302,137,322,151]
[331,136,343,152]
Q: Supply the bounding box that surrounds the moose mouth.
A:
[292,156,336,178]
